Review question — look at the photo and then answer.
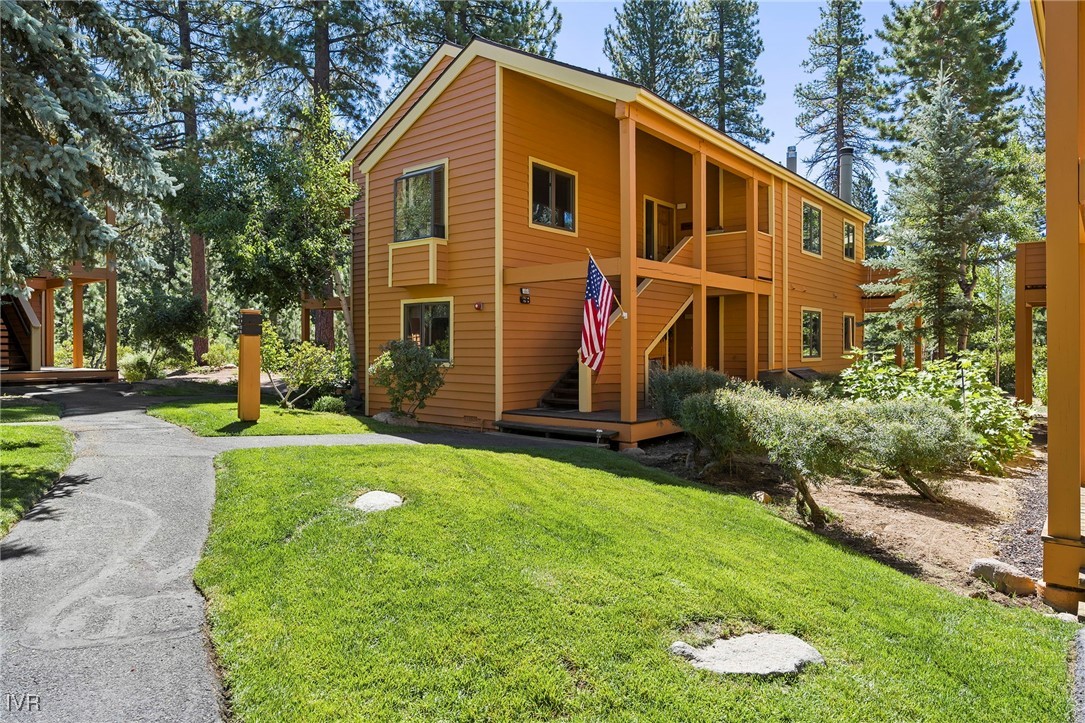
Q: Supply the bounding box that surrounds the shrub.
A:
[311,395,346,414]
[1033,368,1048,406]
[124,288,208,367]
[203,342,238,369]
[368,338,449,416]
[839,351,1030,474]
[261,323,344,408]
[120,351,162,382]
[677,388,761,466]
[844,399,974,502]
[648,365,735,420]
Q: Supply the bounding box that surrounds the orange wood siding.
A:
[783,190,866,372]
[351,55,454,376]
[365,57,498,427]
[501,71,623,410]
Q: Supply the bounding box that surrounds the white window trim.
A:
[842,219,857,262]
[400,296,454,365]
[394,158,449,243]
[800,306,823,361]
[843,312,857,352]
[528,156,579,237]
[800,200,823,258]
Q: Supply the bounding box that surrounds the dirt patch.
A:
[637,434,1050,610]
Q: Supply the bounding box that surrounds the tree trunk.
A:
[899,467,943,503]
[311,0,335,348]
[178,0,208,363]
[834,6,845,196]
[330,266,360,400]
[793,476,826,528]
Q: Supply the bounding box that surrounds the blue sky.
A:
[549,0,1043,198]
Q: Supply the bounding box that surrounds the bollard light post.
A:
[238,309,262,422]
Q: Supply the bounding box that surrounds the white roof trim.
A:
[344,43,461,163]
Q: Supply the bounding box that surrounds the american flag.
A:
[580,256,615,371]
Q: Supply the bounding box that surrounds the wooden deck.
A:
[500,407,681,448]
[2,367,118,385]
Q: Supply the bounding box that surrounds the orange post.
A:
[238,309,262,422]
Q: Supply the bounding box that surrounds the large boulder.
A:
[968,558,1036,597]
[669,633,825,676]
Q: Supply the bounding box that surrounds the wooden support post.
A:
[301,308,311,343]
[43,288,55,367]
[895,322,904,368]
[72,283,84,368]
[692,150,707,369]
[1015,257,1033,404]
[578,362,592,413]
[1041,0,1085,604]
[746,178,757,279]
[913,317,923,370]
[746,292,758,380]
[618,109,638,423]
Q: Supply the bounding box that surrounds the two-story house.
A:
[347,39,870,447]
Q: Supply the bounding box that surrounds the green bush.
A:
[120,351,162,382]
[261,323,345,409]
[648,365,735,420]
[677,388,761,465]
[1033,368,1048,406]
[311,395,346,414]
[124,288,208,368]
[368,338,449,416]
[844,399,974,502]
[204,342,238,369]
[839,351,1030,474]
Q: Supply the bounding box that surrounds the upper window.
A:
[802,309,822,360]
[394,164,445,242]
[843,221,856,260]
[531,162,576,233]
[403,300,451,362]
[802,202,822,255]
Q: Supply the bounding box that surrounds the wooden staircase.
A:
[539,362,579,409]
[1,298,33,371]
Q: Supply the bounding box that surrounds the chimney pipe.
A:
[786,146,797,173]
[839,146,854,204]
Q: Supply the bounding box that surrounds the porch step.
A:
[495,420,618,444]
[539,362,580,409]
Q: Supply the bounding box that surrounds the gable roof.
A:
[356,37,868,221]
[344,42,462,163]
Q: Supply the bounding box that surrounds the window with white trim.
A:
[844,221,856,260]
[531,163,575,232]
[403,301,451,362]
[802,309,822,359]
[843,314,856,351]
[802,202,822,255]
[394,165,446,242]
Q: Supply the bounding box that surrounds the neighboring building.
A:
[348,39,870,446]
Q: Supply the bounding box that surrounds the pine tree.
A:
[113,0,234,361]
[0,0,189,290]
[686,0,771,146]
[794,0,876,194]
[864,73,999,357]
[603,0,692,105]
[875,0,1021,160]
[392,0,561,82]
[852,171,884,258]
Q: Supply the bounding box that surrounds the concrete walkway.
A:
[1,384,563,722]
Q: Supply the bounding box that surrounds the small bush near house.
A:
[261,323,345,409]
[203,341,238,369]
[311,395,346,414]
[648,365,735,420]
[368,338,448,416]
[839,351,1030,474]
[119,351,162,382]
[843,399,975,502]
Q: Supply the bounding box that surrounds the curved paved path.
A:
[1,384,561,722]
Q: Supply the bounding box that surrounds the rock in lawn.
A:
[968,558,1036,597]
[352,490,403,512]
[669,633,825,676]
[621,447,646,457]
[751,491,773,504]
[373,411,419,426]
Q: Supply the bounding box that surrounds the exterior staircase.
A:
[539,362,579,409]
[1,297,34,371]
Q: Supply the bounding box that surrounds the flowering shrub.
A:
[261,322,346,408]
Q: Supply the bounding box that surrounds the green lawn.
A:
[197,445,1075,722]
[0,425,74,535]
[0,397,62,423]
[148,399,380,436]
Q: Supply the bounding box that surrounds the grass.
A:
[148,399,381,436]
[0,397,62,423]
[0,425,74,535]
[197,445,1075,722]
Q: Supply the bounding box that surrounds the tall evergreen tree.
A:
[603,0,692,106]
[686,0,771,146]
[392,0,561,82]
[113,0,234,361]
[864,74,999,357]
[0,0,189,290]
[794,0,876,194]
[852,171,884,258]
[875,0,1021,160]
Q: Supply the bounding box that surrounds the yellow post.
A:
[692,150,707,369]
[72,283,84,368]
[617,107,638,424]
[238,309,262,422]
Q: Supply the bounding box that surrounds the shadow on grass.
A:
[2,439,44,451]
[216,420,258,434]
